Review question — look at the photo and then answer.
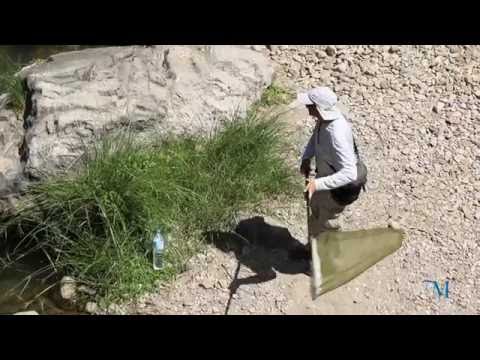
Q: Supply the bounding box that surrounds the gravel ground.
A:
[112,45,479,315]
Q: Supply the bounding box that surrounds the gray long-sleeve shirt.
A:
[302,114,358,191]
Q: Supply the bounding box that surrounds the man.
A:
[290,86,366,260]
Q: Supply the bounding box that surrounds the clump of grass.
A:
[2,109,299,301]
[0,54,25,113]
[257,84,294,108]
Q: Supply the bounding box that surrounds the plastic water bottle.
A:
[152,231,166,270]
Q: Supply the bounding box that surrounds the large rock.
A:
[19,45,274,179]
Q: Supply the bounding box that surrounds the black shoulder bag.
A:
[329,137,368,206]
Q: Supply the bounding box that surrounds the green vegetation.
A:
[0,54,25,114]
[257,83,295,108]
[1,104,299,301]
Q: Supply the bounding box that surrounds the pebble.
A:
[335,62,348,73]
[388,46,401,54]
[433,102,444,113]
[326,46,336,57]
[315,49,327,59]
[85,302,98,314]
[78,285,96,296]
[60,276,77,301]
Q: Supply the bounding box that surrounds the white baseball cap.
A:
[297,86,342,120]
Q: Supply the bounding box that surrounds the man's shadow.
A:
[205,216,309,295]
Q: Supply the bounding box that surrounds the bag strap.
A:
[353,136,359,157]
[352,136,367,192]
[342,112,367,193]
[343,111,360,159]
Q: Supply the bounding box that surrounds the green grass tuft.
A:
[0,54,25,114]
[257,84,294,108]
[2,108,299,301]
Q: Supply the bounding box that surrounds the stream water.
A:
[0,252,81,315]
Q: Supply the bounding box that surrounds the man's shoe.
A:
[324,219,341,231]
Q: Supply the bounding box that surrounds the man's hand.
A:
[300,159,311,178]
[305,178,316,200]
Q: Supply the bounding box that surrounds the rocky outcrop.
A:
[1,45,274,197]
[0,96,24,199]
[16,45,273,179]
